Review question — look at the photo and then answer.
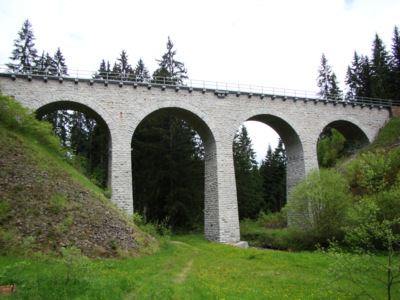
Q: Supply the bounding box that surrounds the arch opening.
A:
[131,107,216,235]
[317,120,370,168]
[233,115,304,221]
[36,101,112,188]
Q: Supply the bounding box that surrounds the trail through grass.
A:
[1,234,396,299]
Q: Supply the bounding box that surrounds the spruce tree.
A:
[153,37,188,84]
[113,50,133,80]
[345,52,373,99]
[233,125,265,219]
[36,51,55,74]
[345,51,362,100]
[371,34,391,99]
[260,140,287,213]
[358,55,373,98]
[52,47,68,76]
[95,59,111,79]
[43,110,72,148]
[317,53,342,100]
[132,113,204,229]
[7,19,38,72]
[133,58,150,82]
[390,26,400,100]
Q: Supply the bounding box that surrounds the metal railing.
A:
[1,64,399,108]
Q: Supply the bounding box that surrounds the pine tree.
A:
[133,58,150,82]
[113,50,133,80]
[317,53,342,100]
[345,52,373,99]
[52,47,68,76]
[94,59,111,79]
[43,110,72,148]
[371,34,391,99]
[132,113,204,229]
[345,51,362,100]
[358,55,373,98]
[43,110,109,188]
[7,19,38,72]
[233,125,265,219]
[260,140,287,213]
[153,37,188,84]
[36,51,55,74]
[390,26,400,100]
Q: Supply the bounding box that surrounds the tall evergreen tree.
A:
[358,55,373,98]
[95,59,111,79]
[36,51,55,74]
[43,110,109,188]
[390,26,400,100]
[260,140,286,213]
[7,19,38,72]
[133,58,150,82]
[132,113,204,229]
[345,52,373,99]
[233,125,265,219]
[52,47,68,76]
[153,37,188,84]
[371,34,391,99]
[43,110,72,148]
[317,53,342,100]
[113,50,133,80]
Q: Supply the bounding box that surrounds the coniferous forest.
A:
[6,19,400,231]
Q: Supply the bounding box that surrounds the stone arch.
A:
[234,111,305,194]
[129,104,237,242]
[318,119,370,151]
[35,100,113,185]
[34,99,116,140]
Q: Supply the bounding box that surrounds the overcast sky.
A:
[1,0,399,162]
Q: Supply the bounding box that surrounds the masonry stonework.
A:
[0,75,391,244]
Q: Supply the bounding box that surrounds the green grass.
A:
[370,116,400,149]
[0,235,396,299]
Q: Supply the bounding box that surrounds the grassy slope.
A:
[0,126,158,258]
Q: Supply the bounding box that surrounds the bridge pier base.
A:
[204,141,240,244]
[109,139,134,215]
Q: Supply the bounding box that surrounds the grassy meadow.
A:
[1,234,395,299]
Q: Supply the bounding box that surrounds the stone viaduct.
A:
[0,73,392,244]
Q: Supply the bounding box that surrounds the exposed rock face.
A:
[0,130,158,258]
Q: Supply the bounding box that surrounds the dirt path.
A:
[169,241,198,284]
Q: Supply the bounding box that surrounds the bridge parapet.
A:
[1,65,398,110]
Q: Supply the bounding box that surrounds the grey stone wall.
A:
[0,75,391,244]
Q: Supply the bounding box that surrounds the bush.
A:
[256,211,287,229]
[287,169,351,241]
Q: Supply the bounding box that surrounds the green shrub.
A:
[256,211,287,229]
[346,149,393,195]
[287,169,351,241]
[60,246,92,284]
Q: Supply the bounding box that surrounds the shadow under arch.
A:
[131,106,221,241]
[247,114,305,193]
[35,100,112,184]
[320,120,370,151]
